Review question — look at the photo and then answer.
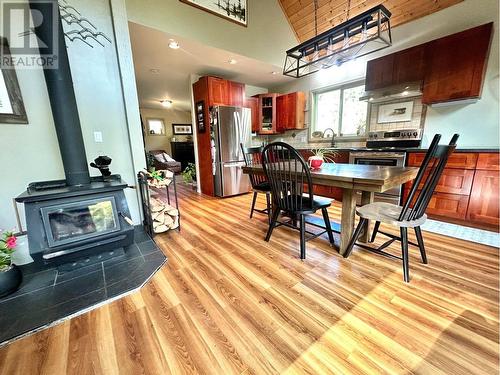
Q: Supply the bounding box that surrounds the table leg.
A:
[339,189,357,256]
[359,191,374,243]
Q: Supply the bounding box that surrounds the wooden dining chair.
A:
[241,145,271,221]
[343,134,459,282]
[262,142,335,259]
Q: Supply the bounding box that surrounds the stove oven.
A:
[349,128,422,205]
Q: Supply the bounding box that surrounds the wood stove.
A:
[15,1,135,265]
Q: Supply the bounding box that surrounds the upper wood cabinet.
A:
[365,46,425,91]
[207,76,229,105]
[228,81,244,107]
[365,23,493,104]
[365,54,395,91]
[255,93,280,135]
[203,76,245,107]
[276,92,306,131]
[244,97,259,133]
[393,45,426,85]
[422,23,493,104]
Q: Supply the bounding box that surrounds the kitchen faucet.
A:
[322,128,337,148]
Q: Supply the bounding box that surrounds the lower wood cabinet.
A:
[467,170,500,227]
[405,151,499,231]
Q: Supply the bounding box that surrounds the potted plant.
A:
[181,163,197,188]
[0,231,22,298]
[308,149,338,170]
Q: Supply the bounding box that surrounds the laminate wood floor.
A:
[0,185,498,375]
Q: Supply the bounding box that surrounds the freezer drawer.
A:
[216,161,251,197]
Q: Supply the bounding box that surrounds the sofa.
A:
[149,150,182,174]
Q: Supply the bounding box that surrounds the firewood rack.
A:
[137,170,181,238]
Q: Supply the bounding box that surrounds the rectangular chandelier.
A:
[283,5,392,78]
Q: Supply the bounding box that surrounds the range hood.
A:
[360,82,422,103]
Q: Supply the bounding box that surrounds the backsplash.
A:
[368,96,426,132]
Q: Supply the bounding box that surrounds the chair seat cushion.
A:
[356,202,427,228]
[277,194,332,213]
[254,182,271,192]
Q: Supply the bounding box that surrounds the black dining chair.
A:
[241,145,271,221]
[343,134,459,282]
[262,142,335,259]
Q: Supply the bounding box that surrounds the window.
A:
[313,82,368,138]
[147,118,166,136]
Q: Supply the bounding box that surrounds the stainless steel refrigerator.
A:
[212,106,252,197]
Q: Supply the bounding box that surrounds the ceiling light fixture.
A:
[150,69,160,74]
[283,3,392,78]
[271,71,278,75]
[161,100,173,108]
[228,59,237,65]
[168,39,180,49]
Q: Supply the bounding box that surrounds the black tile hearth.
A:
[0,226,166,347]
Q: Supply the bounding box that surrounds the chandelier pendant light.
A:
[283,2,392,78]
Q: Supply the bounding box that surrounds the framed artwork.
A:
[377,101,414,124]
[172,123,193,135]
[196,101,206,133]
[179,0,247,27]
[0,38,28,124]
[146,118,166,135]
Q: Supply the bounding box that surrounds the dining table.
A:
[242,163,419,255]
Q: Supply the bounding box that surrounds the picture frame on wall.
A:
[196,101,206,133]
[172,123,193,135]
[377,101,414,124]
[179,0,247,27]
[0,38,28,124]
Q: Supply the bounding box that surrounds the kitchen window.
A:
[312,82,368,139]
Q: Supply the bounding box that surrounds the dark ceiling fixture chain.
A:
[282,3,393,78]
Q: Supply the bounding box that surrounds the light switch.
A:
[94,131,103,143]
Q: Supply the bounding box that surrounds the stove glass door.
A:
[354,158,399,166]
[41,197,121,248]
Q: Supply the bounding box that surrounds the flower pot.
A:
[0,265,22,299]
[308,156,323,170]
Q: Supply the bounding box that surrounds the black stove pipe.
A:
[29,0,91,186]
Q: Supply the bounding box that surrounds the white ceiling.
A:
[129,22,295,111]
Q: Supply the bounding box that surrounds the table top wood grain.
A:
[242,163,419,193]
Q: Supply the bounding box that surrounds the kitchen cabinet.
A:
[365,54,395,91]
[405,150,499,231]
[255,93,280,135]
[276,92,306,131]
[422,23,493,104]
[228,81,244,107]
[364,23,493,105]
[365,46,426,91]
[467,170,500,227]
[467,153,500,227]
[207,76,229,105]
[393,45,426,85]
[244,97,259,133]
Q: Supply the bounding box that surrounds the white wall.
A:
[140,107,192,153]
[125,0,297,66]
[272,0,500,148]
[0,0,146,231]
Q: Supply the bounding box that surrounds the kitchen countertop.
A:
[294,146,500,153]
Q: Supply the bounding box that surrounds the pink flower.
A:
[5,236,16,250]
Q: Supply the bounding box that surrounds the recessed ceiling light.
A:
[161,100,173,108]
[271,71,278,75]
[168,39,180,49]
[228,59,237,65]
[150,69,160,74]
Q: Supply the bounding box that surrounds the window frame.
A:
[310,80,368,143]
[146,118,166,136]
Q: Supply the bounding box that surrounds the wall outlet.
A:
[93,131,103,143]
